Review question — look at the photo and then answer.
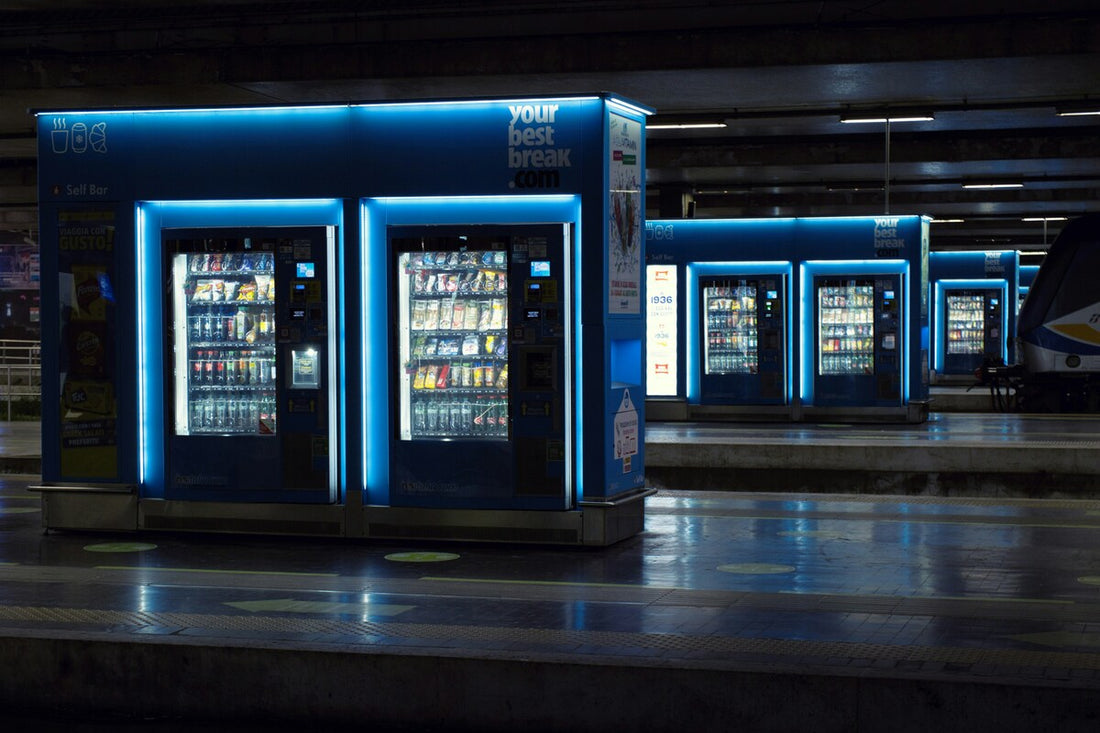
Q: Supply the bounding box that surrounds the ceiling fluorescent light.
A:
[647,122,728,130]
[1022,216,1068,222]
[840,114,934,124]
[1056,107,1100,117]
[962,182,1024,190]
[930,218,965,223]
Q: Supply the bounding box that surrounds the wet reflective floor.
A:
[5,413,1100,729]
[4,474,1100,680]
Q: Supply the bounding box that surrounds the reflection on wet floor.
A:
[4,474,1100,680]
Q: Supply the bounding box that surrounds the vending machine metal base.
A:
[363,488,652,546]
[138,499,345,537]
[798,401,930,424]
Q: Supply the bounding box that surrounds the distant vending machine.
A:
[930,251,1015,381]
[646,216,929,423]
[694,267,789,407]
[808,271,905,408]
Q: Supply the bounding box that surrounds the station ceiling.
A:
[2,0,1098,256]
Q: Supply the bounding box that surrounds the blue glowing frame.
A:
[799,259,911,405]
[360,195,583,507]
[685,261,794,404]
[933,278,1009,373]
[135,199,345,499]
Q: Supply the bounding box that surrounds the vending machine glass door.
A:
[817,281,875,376]
[704,280,758,375]
[946,292,985,355]
[169,249,278,437]
[396,249,510,442]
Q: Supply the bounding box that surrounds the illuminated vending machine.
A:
[811,274,904,407]
[698,275,787,404]
[936,284,1007,377]
[389,225,569,510]
[164,227,337,501]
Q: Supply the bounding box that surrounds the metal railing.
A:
[0,339,41,421]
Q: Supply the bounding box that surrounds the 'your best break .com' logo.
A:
[507,104,571,189]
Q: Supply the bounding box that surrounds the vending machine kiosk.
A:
[35,94,652,545]
[645,220,795,419]
[645,216,930,423]
[929,251,1016,381]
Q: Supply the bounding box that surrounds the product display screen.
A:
[530,260,550,277]
[296,262,315,278]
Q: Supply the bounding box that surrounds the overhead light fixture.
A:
[647,122,728,130]
[1056,105,1100,117]
[840,114,934,124]
[962,182,1024,190]
[930,218,965,223]
[1022,216,1068,222]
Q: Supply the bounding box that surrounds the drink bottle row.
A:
[189,393,277,435]
[190,307,274,345]
[412,361,508,391]
[707,352,758,375]
[821,354,874,374]
[190,350,274,386]
[947,330,986,354]
[821,337,874,353]
[411,396,509,438]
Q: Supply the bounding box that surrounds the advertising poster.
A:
[57,209,118,478]
[608,113,642,314]
[646,265,678,395]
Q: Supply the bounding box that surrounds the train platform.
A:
[4,415,1100,729]
[646,412,1100,498]
[3,470,1100,731]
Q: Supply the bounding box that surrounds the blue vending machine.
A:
[161,226,337,503]
[645,220,795,420]
[386,224,570,510]
[645,216,929,423]
[929,251,1016,381]
[35,94,652,545]
[799,217,929,422]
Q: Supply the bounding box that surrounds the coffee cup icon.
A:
[51,119,69,153]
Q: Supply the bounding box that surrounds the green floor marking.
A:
[84,542,158,553]
[0,506,39,514]
[385,551,460,563]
